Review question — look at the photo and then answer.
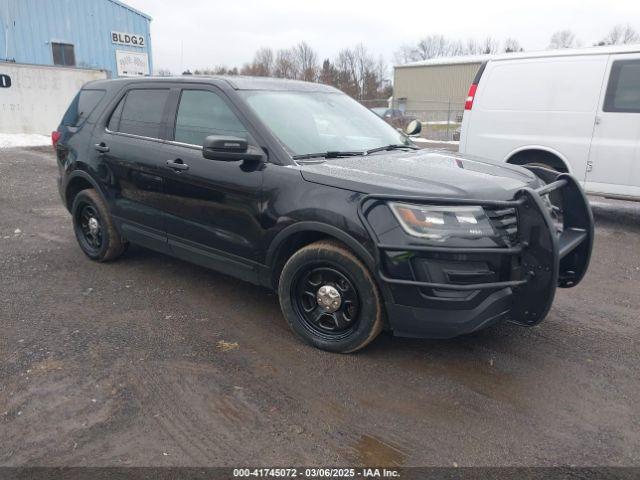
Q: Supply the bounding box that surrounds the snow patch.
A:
[413,138,460,145]
[0,134,51,149]
[423,121,461,125]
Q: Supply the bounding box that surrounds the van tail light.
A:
[465,84,478,110]
[51,131,61,148]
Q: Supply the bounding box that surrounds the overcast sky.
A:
[124,0,639,74]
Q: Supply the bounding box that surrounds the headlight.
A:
[388,202,496,241]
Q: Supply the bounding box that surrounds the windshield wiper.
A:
[292,151,365,160]
[292,144,419,161]
[364,144,420,155]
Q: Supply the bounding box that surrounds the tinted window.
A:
[108,96,125,132]
[174,90,247,146]
[61,89,105,126]
[604,60,640,113]
[52,43,75,67]
[118,89,170,138]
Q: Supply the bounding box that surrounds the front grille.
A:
[487,207,518,245]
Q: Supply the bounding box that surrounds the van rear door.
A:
[586,54,640,199]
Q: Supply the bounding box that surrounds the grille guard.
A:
[357,173,594,326]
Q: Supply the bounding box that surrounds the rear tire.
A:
[278,240,384,353]
[71,189,127,262]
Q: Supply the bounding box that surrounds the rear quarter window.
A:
[477,57,608,113]
[604,59,640,113]
[61,89,106,126]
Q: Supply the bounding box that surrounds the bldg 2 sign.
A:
[0,74,11,88]
[111,31,145,47]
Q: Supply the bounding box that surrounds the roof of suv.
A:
[86,75,340,93]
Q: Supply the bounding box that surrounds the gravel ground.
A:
[1,147,639,467]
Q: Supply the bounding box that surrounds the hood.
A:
[299,149,541,201]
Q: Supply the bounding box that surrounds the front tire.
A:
[71,189,126,262]
[278,240,384,353]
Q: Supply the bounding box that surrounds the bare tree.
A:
[503,38,523,53]
[273,48,299,79]
[239,48,274,76]
[335,47,359,97]
[333,44,386,100]
[194,66,233,75]
[549,30,578,49]
[253,47,274,76]
[480,37,500,54]
[464,38,484,55]
[293,42,319,82]
[393,44,417,65]
[414,35,449,60]
[394,35,524,64]
[598,24,640,45]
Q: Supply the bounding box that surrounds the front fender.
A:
[265,221,376,272]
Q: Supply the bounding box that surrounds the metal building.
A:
[393,55,487,122]
[0,0,152,77]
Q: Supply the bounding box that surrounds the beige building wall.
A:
[0,63,107,135]
[393,62,482,112]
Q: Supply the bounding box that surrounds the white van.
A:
[459,45,640,201]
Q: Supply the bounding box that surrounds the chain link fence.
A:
[360,98,465,142]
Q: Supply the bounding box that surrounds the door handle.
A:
[94,143,110,153]
[166,158,189,172]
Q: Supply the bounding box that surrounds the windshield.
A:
[239,91,410,157]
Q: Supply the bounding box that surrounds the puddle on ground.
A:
[352,434,407,466]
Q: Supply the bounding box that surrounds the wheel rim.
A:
[77,203,103,251]
[292,265,360,339]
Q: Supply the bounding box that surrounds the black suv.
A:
[54,76,594,353]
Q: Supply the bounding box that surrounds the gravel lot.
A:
[1,147,639,467]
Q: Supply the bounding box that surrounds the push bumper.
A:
[358,173,594,338]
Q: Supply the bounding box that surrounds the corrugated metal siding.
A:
[0,0,152,76]
[394,63,482,109]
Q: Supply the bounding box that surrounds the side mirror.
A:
[202,135,264,162]
[405,120,422,136]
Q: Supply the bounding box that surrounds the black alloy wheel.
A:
[77,203,103,253]
[293,266,360,339]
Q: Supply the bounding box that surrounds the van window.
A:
[116,89,170,138]
[478,57,607,113]
[604,60,640,113]
[174,90,247,146]
[62,89,106,127]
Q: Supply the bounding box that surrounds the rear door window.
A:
[174,90,247,146]
[62,89,106,126]
[115,89,170,138]
[604,59,640,113]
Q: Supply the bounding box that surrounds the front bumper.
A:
[358,172,594,338]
